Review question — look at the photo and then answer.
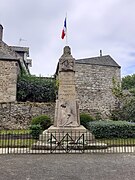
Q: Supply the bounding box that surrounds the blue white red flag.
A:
[61,17,67,39]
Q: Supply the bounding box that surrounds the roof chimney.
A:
[100,50,102,57]
[0,24,3,41]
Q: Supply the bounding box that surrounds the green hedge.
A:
[88,121,135,139]
[17,75,57,102]
[80,113,95,128]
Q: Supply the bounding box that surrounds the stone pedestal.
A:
[39,125,94,142]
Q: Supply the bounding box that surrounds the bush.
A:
[111,98,135,122]
[122,74,135,90]
[80,113,95,128]
[88,120,135,139]
[112,73,135,123]
[29,124,43,139]
[31,115,52,130]
[17,75,57,102]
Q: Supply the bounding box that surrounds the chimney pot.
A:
[0,24,3,41]
[100,50,102,57]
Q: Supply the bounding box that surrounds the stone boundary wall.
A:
[0,102,55,129]
[75,63,121,118]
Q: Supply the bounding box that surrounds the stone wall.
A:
[0,102,55,129]
[0,60,18,102]
[75,63,121,118]
[0,60,121,129]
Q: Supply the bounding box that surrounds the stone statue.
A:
[57,101,79,127]
[59,46,75,72]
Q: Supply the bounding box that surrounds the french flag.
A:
[61,17,67,39]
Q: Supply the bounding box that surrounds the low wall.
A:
[0,102,55,129]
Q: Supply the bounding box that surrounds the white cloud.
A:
[0,0,135,76]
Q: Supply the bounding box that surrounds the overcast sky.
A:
[0,0,135,77]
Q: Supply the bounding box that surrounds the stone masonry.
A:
[0,102,55,129]
[0,60,18,102]
[0,24,31,103]
[75,56,121,118]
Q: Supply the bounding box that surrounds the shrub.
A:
[122,74,135,90]
[29,124,43,139]
[80,113,95,128]
[31,115,52,130]
[17,75,57,102]
[111,73,135,123]
[88,120,135,139]
[111,98,135,122]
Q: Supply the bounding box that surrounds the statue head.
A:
[63,46,71,55]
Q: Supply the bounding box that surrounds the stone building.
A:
[75,54,121,118]
[56,48,121,118]
[0,24,32,103]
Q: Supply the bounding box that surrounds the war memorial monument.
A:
[34,46,94,150]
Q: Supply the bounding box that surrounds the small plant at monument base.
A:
[80,113,95,128]
[29,124,43,139]
[31,115,52,130]
[29,115,52,139]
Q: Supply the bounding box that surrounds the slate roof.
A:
[55,55,121,75]
[76,55,120,68]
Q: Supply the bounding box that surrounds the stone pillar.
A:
[54,46,80,127]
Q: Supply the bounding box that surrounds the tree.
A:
[111,74,135,122]
[122,74,135,90]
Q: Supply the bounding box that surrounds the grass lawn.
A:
[0,139,37,147]
[0,129,35,147]
[0,138,135,148]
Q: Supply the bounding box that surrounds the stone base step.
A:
[31,141,108,150]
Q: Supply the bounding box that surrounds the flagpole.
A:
[66,12,68,46]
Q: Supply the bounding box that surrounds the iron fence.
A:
[0,130,135,154]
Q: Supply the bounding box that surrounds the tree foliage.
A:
[111,98,135,122]
[112,77,123,99]
[111,74,135,122]
[17,74,57,102]
[122,74,135,90]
